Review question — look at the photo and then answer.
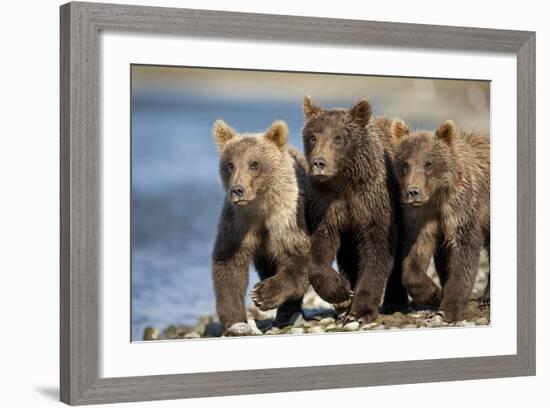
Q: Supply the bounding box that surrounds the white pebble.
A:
[343,321,360,331]
[426,315,444,328]
[319,317,335,325]
[308,326,324,334]
[226,322,255,336]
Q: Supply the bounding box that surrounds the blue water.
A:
[131,92,318,340]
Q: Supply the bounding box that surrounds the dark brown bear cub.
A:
[302,96,407,324]
[391,119,490,322]
[212,119,310,331]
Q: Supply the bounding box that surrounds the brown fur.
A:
[301,97,408,324]
[212,120,310,330]
[392,119,490,321]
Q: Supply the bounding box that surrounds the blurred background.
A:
[131,65,490,341]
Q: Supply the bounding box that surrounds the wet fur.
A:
[392,119,490,321]
[302,98,408,323]
[212,121,310,330]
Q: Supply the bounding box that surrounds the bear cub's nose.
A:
[407,186,420,200]
[311,157,326,173]
[230,185,245,198]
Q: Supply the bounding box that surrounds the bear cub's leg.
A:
[309,232,353,304]
[251,253,308,315]
[345,236,394,323]
[213,256,250,331]
[275,299,304,327]
[402,229,442,308]
[439,236,481,321]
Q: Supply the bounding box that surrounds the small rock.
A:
[143,327,160,341]
[326,323,337,330]
[456,320,476,327]
[184,332,200,339]
[196,316,211,330]
[176,325,193,337]
[361,322,379,330]
[381,312,407,327]
[203,322,223,337]
[415,319,427,328]
[319,317,335,326]
[373,324,386,330]
[426,315,443,328]
[409,313,425,319]
[308,326,324,334]
[198,316,211,326]
[402,324,417,330]
[226,322,256,336]
[343,321,360,332]
[163,325,178,339]
[290,327,305,335]
[265,327,280,335]
[476,317,489,325]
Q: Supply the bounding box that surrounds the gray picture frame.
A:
[60,2,536,405]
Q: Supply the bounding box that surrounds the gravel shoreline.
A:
[142,251,489,340]
[143,289,490,340]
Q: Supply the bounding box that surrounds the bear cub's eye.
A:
[402,162,409,171]
[249,161,259,171]
[334,136,343,145]
[424,161,432,170]
[227,162,235,171]
[310,135,317,143]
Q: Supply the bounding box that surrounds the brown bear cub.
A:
[212,119,310,331]
[391,119,490,322]
[302,96,408,324]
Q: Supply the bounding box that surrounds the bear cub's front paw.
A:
[251,277,290,311]
[343,309,379,325]
[311,271,352,305]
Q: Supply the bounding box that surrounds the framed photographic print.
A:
[60,1,536,405]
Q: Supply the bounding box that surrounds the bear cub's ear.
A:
[435,120,457,146]
[213,119,236,151]
[349,99,372,127]
[265,120,289,150]
[390,118,410,143]
[303,95,323,119]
